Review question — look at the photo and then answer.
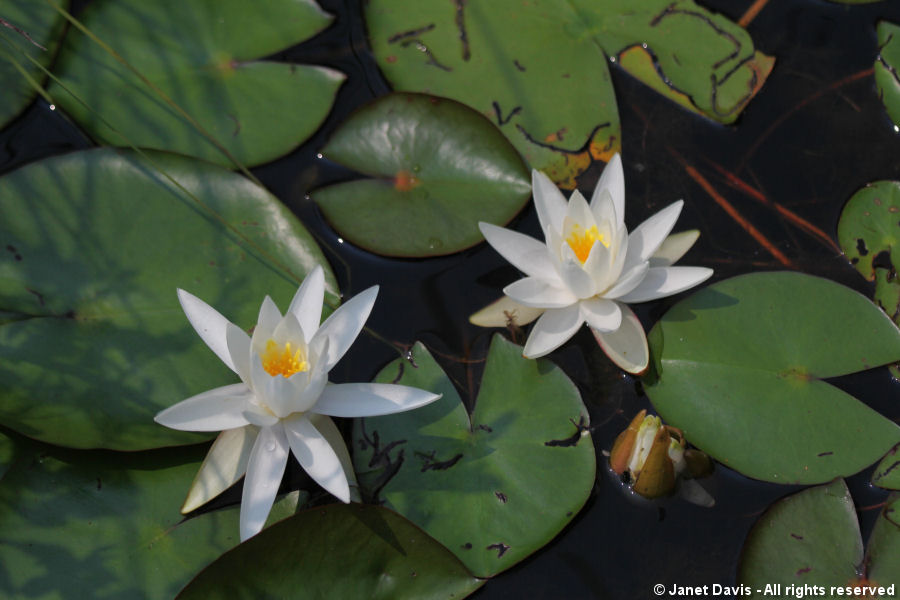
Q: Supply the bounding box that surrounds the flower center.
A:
[261,339,309,378]
[566,224,608,263]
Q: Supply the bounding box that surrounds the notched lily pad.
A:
[177,504,484,600]
[50,0,344,167]
[0,0,68,129]
[838,180,900,377]
[740,480,899,591]
[646,272,900,485]
[597,0,774,123]
[352,335,595,578]
[0,148,336,450]
[313,93,531,257]
[365,0,770,187]
[873,444,900,491]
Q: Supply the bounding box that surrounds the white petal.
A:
[581,235,613,294]
[308,413,359,501]
[478,222,558,282]
[177,289,239,374]
[181,426,257,513]
[618,266,714,303]
[624,201,684,270]
[503,277,577,308]
[314,382,441,417]
[591,304,649,374]
[272,311,306,345]
[287,266,325,342]
[522,304,584,358]
[256,296,282,339]
[590,189,618,234]
[579,298,622,332]
[226,323,252,385]
[602,262,650,299]
[155,384,252,432]
[469,296,545,328]
[240,423,289,541]
[242,407,280,428]
[292,361,329,413]
[283,415,349,503]
[649,230,700,267]
[591,153,624,227]
[564,188,595,228]
[532,169,567,234]
[250,354,295,418]
[556,255,596,299]
[313,285,378,371]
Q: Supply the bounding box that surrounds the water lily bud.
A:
[609,409,646,475]
[609,412,710,500]
[633,426,677,499]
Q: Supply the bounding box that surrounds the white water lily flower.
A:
[155,266,440,541]
[478,154,713,373]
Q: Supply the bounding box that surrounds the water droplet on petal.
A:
[265,442,276,452]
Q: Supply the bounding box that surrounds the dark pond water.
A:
[2,0,899,597]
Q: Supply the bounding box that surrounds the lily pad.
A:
[177,504,484,599]
[866,493,900,591]
[0,148,336,451]
[49,0,343,167]
[876,22,900,129]
[0,442,250,599]
[0,1,68,129]
[873,444,900,491]
[645,272,900,484]
[740,480,899,592]
[838,181,900,377]
[366,0,771,187]
[313,93,531,257]
[352,335,595,578]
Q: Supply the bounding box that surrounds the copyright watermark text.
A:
[652,584,896,598]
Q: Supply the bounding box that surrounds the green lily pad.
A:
[313,93,531,257]
[0,148,336,451]
[876,22,900,130]
[873,444,900,491]
[366,0,771,187]
[739,479,863,589]
[645,272,900,484]
[0,442,257,599]
[177,503,484,600]
[49,0,343,167]
[352,335,595,578]
[740,480,899,592]
[838,181,900,378]
[0,1,68,129]
[867,494,900,591]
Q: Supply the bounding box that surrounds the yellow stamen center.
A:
[261,339,309,378]
[566,224,608,263]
